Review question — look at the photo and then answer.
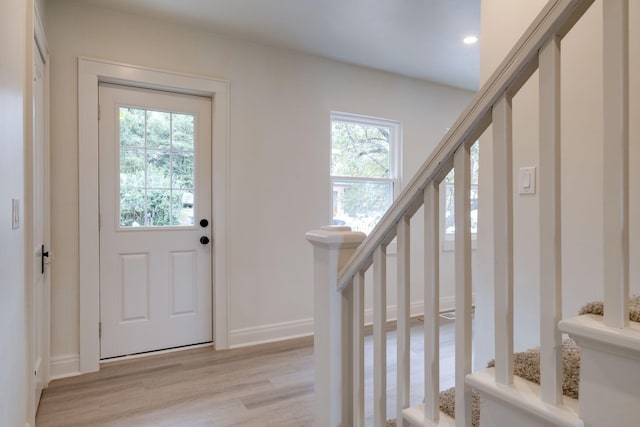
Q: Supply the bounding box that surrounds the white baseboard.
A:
[50,353,80,380]
[439,296,456,313]
[363,301,426,325]
[228,297,462,348]
[229,318,314,348]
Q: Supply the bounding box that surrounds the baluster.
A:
[424,181,440,421]
[373,244,387,426]
[397,217,411,426]
[454,146,472,426]
[539,35,563,404]
[353,270,365,427]
[603,0,630,329]
[493,94,514,386]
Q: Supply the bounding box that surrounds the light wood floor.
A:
[36,317,456,427]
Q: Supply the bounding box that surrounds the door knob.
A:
[200,219,209,228]
[200,236,210,245]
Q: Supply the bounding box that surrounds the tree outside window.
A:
[330,113,400,235]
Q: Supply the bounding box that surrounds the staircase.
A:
[307,0,639,426]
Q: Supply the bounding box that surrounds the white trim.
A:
[229,318,315,348]
[78,57,230,373]
[50,354,81,380]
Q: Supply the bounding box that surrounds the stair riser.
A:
[578,346,640,427]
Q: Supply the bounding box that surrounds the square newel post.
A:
[306,225,366,427]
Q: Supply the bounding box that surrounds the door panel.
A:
[32,41,49,410]
[169,251,197,315]
[121,253,150,321]
[99,84,212,359]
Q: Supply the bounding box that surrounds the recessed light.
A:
[463,35,478,44]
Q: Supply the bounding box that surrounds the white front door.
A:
[32,41,49,408]
[98,83,213,359]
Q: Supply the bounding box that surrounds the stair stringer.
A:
[559,314,640,427]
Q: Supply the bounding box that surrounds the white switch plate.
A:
[519,167,536,194]
[12,198,20,229]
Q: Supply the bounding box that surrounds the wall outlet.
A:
[12,198,19,229]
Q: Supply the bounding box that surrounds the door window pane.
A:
[118,106,196,228]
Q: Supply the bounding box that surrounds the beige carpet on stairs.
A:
[387,295,640,427]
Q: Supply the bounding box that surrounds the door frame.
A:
[78,57,229,373]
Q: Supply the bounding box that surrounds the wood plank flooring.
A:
[36,317,455,426]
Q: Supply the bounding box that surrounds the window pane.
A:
[172,190,195,226]
[172,113,194,151]
[146,110,171,149]
[146,150,171,188]
[146,189,171,226]
[120,188,145,227]
[120,148,145,188]
[172,152,194,189]
[332,180,393,234]
[331,121,390,178]
[119,107,145,147]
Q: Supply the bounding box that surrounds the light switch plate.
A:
[12,198,19,229]
[519,167,536,194]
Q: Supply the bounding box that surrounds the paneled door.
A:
[99,83,212,359]
[32,38,50,409]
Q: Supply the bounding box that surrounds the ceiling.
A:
[78,0,481,91]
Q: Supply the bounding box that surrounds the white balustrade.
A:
[307,1,632,425]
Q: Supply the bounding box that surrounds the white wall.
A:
[475,0,640,370]
[46,0,474,359]
[0,0,28,425]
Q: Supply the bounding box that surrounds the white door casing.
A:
[79,58,229,372]
[99,84,212,358]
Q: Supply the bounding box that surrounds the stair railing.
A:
[307,0,629,425]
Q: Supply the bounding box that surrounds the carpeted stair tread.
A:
[486,339,581,399]
[578,294,640,322]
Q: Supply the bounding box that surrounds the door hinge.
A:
[98,104,100,121]
[99,322,102,338]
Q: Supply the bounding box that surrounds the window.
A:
[119,106,196,227]
[330,112,400,235]
[443,141,479,249]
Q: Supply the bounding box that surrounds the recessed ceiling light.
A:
[463,35,478,44]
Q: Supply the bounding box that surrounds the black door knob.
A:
[200,219,209,228]
[200,236,210,245]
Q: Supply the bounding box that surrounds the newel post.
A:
[306,226,366,427]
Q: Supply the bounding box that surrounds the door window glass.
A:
[119,107,195,227]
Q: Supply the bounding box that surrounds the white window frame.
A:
[330,111,401,235]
